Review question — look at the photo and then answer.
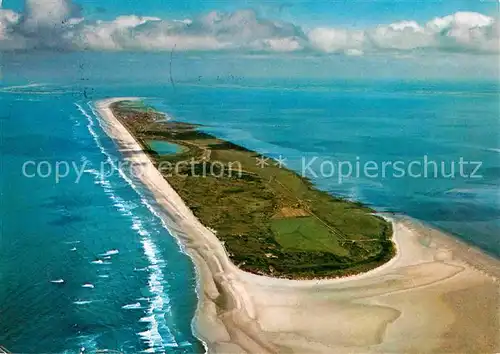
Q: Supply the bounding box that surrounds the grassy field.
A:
[111,100,395,279]
[271,217,348,255]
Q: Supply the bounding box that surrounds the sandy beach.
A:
[96,97,500,354]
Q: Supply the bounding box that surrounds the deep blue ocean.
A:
[1,53,499,353]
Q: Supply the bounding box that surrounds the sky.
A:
[4,0,498,26]
[0,0,499,79]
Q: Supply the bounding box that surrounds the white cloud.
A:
[311,11,499,54]
[367,21,432,51]
[308,28,365,53]
[64,9,305,52]
[0,1,498,57]
[69,16,225,51]
[262,37,303,52]
[431,12,499,53]
[0,9,19,39]
[22,0,81,31]
[0,9,27,50]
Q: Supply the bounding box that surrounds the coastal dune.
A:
[96,97,500,354]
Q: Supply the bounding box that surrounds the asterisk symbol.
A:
[274,155,287,168]
[256,155,270,169]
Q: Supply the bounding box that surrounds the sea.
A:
[1,52,499,353]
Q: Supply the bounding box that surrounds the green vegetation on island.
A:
[111,100,395,279]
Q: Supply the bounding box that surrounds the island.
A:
[109,99,395,279]
[97,97,500,354]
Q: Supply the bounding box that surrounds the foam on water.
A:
[73,300,93,305]
[88,100,208,353]
[100,249,119,256]
[122,302,143,310]
[71,334,99,354]
[76,102,181,352]
[139,315,155,323]
[91,260,110,265]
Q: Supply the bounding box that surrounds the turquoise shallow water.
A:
[0,53,499,353]
[0,95,204,352]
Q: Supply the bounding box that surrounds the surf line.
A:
[76,102,179,350]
